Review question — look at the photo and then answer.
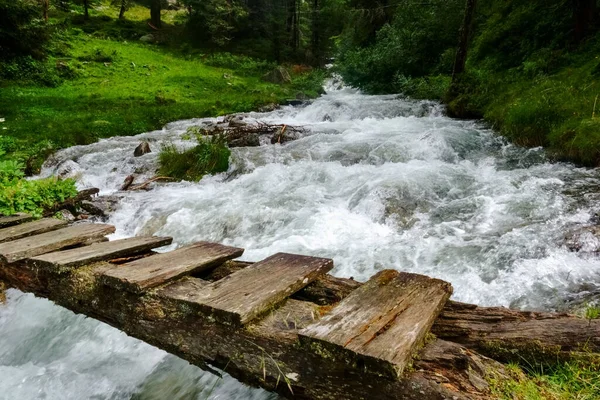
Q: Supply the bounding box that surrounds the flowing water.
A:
[2,81,600,399]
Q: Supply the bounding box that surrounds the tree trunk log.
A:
[432,300,600,363]
[150,0,161,29]
[451,0,477,92]
[0,260,506,399]
[295,275,600,364]
[574,0,597,43]
[119,0,126,20]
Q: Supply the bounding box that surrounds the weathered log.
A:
[0,218,68,243]
[0,223,115,263]
[102,242,244,294]
[202,262,600,362]
[300,270,452,379]
[164,253,333,326]
[431,301,600,363]
[0,261,504,400]
[0,213,35,228]
[298,275,600,363]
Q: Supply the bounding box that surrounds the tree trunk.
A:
[287,0,299,52]
[41,0,49,22]
[83,0,89,20]
[311,0,321,66]
[151,0,162,29]
[119,0,126,20]
[451,0,477,91]
[574,0,597,43]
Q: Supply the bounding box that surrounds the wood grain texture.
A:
[0,218,68,244]
[299,270,453,379]
[432,301,600,362]
[0,261,505,400]
[0,213,34,228]
[29,236,173,273]
[0,223,115,263]
[168,252,333,326]
[101,241,244,294]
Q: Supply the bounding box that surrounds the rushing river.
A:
[2,81,600,399]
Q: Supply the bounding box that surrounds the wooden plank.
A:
[29,236,174,273]
[0,213,34,228]
[0,223,115,264]
[168,253,333,326]
[101,242,244,294]
[298,270,453,380]
[0,218,68,244]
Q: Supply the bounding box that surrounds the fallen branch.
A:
[128,176,176,191]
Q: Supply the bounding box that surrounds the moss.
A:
[480,339,562,365]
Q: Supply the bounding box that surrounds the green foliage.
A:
[158,135,231,181]
[585,304,600,321]
[0,0,50,60]
[490,358,600,400]
[394,75,451,101]
[182,0,248,47]
[336,0,463,93]
[0,159,77,217]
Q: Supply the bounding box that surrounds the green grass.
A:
[489,359,600,400]
[158,135,231,181]
[0,1,324,173]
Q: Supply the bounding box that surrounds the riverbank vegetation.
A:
[335,0,600,166]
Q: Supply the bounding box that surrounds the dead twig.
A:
[128,176,176,191]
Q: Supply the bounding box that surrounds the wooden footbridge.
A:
[1,214,599,399]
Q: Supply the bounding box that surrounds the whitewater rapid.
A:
[2,82,600,399]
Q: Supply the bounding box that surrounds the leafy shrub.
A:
[0,56,63,87]
[158,135,231,181]
[336,0,463,93]
[0,160,78,217]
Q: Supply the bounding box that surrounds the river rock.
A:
[228,116,247,128]
[80,196,121,219]
[56,160,83,180]
[57,209,76,222]
[258,103,279,113]
[229,133,260,147]
[262,66,292,84]
[565,225,600,252]
[134,142,151,157]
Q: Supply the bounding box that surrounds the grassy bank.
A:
[0,1,325,173]
[446,40,600,166]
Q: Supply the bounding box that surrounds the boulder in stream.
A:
[134,141,152,157]
[56,160,83,180]
[79,196,121,220]
[565,225,600,252]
